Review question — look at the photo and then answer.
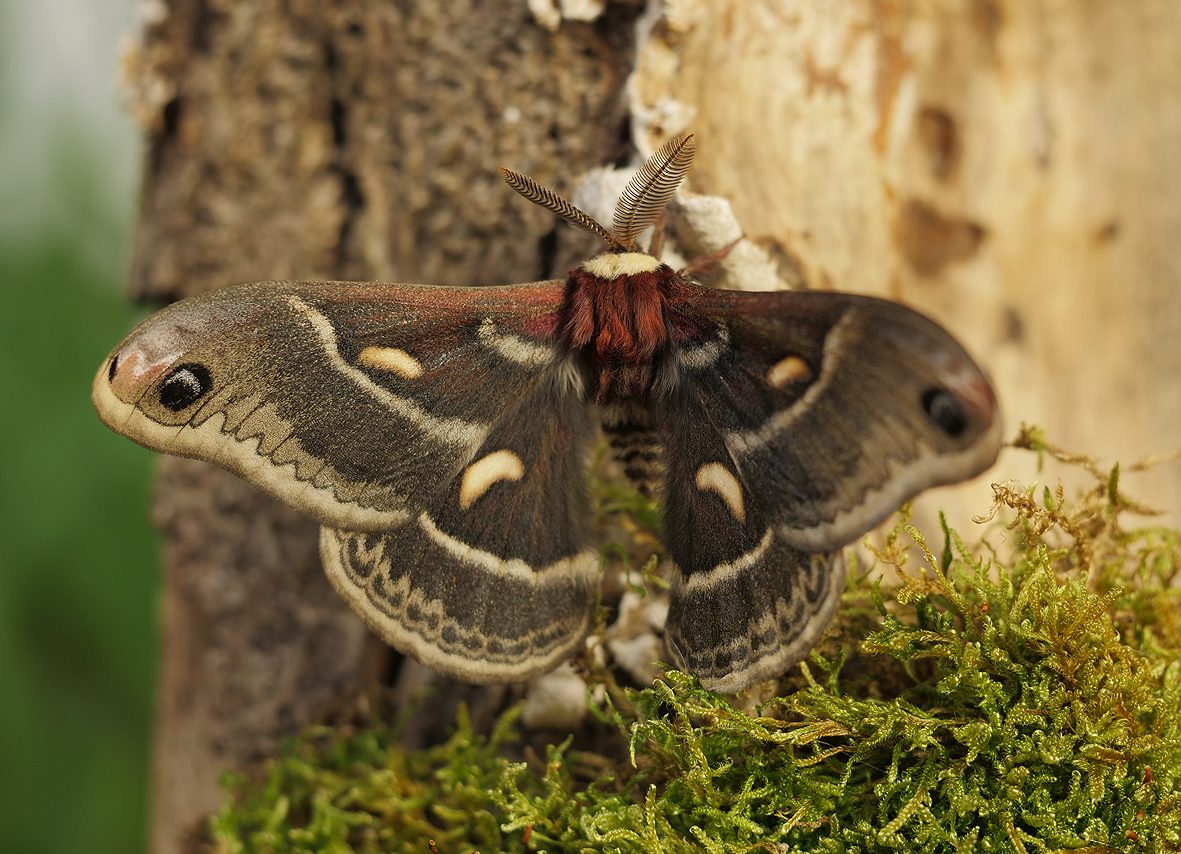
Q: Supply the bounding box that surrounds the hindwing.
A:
[321,374,600,682]
[657,388,846,692]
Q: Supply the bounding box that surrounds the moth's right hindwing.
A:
[658,284,1000,691]
[658,391,846,693]
[95,279,604,682]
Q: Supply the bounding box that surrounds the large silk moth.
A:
[93,135,1001,693]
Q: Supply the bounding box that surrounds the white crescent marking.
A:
[695,461,746,523]
[357,346,424,379]
[459,449,525,509]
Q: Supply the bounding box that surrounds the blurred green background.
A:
[0,1,158,851]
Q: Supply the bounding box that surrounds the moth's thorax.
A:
[559,254,681,403]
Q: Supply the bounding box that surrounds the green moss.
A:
[210,439,1181,853]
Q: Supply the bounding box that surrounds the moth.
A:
[93,135,1001,693]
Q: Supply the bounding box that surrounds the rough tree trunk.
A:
[118,1,1180,851]
[122,2,639,851]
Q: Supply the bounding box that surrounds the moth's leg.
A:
[599,405,665,498]
[678,238,741,280]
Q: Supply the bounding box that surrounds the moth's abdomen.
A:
[601,409,665,497]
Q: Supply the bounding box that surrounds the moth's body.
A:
[94,135,1002,692]
[564,254,667,400]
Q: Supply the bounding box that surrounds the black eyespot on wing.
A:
[107,354,120,382]
[922,387,967,438]
[159,363,213,411]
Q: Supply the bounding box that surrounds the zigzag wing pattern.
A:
[321,376,600,682]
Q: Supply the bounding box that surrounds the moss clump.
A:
[210,439,1181,852]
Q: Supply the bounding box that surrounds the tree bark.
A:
[119,1,1181,850]
[122,2,639,851]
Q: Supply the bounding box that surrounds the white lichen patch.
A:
[605,589,669,686]
[522,662,587,729]
[526,0,607,32]
[669,193,791,292]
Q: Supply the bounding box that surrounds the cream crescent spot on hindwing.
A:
[695,461,746,523]
[459,449,525,510]
[286,295,488,448]
[766,354,812,388]
[357,346,424,379]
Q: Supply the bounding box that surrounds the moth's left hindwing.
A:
[321,379,600,683]
[94,280,602,682]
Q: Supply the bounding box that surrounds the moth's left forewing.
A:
[93,280,568,532]
[678,287,1003,552]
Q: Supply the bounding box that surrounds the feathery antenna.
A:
[612,134,696,251]
[497,167,622,249]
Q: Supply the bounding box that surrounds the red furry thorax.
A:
[558,265,679,403]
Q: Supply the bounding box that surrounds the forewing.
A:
[671,287,1002,552]
[93,280,567,532]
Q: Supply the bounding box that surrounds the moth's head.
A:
[579,251,663,279]
[93,288,264,446]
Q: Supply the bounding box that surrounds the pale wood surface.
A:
[640,0,1181,525]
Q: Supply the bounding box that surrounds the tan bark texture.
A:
[635,0,1181,524]
[117,0,1180,850]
